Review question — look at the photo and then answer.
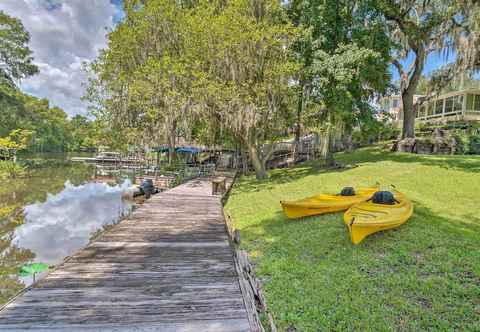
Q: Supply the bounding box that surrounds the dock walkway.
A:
[0,177,251,331]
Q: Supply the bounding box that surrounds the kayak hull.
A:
[281,188,377,219]
[343,191,413,244]
[280,203,349,219]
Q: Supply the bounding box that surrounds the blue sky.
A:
[111,0,126,23]
[390,51,456,82]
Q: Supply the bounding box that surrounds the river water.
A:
[0,154,134,304]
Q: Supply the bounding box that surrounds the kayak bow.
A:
[344,191,413,244]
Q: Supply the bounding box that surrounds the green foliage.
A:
[352,118,398,147]
[68,115,99,151]
[0,161,26,179]
[286,0,392,163]
[89,0,299,178]
[226,147,480,331]
[0,129,34,154]
[0,84,102,153]
[467,134,480,154]
[195,0,298,178]
[442,0,480,75]
[0,11,38,85]
[378,121,400,141]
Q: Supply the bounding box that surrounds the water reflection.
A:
[14,180,133,265]
[0,156,140,303]
[0,157,99,303]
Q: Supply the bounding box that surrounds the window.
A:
[392,99,399,108]
[466,94,475,110]
[435,99,444,115]
[419,105,426,118]
[427,102,434,116]
[444,97,454,113]
[474,94,480,111]
[454,95,463,113]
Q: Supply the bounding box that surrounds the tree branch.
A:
[406,46,425,93]
[391,58,405,78]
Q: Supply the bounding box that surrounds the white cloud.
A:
[14,180,132,264]
[0,0,121,116]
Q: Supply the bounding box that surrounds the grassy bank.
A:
[225,147,480,331]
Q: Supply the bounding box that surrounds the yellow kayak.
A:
[344,191,413,244]
[280,187,378,219]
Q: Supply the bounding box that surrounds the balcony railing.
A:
[417,109,480,121]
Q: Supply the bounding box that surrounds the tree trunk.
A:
[343,131,353,152]
[241,148,249,175]
[167,120,177,165]
[325,132,335,167]
[399,47,425,139]
[247,144,268,180]
[293,87,303,161]
[168,142,175,165]
[401,88,416,139]
[319,125,335,167]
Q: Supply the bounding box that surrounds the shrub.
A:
[467,135,480,154]
[451,134,465,155]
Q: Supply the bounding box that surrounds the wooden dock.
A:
[0,177,252,331]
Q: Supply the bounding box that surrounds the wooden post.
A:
[212,177,227,195]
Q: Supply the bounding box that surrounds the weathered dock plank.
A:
[0,177,252,331]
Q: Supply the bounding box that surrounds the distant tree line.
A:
[0,85,102,153]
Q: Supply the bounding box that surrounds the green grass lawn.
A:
[225,147,480,331]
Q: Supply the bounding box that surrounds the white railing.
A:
[465,109,480,113]
[417,110,465,121]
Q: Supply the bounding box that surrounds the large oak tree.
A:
[376,0,465,139]
[287,0,392,164]
[90,0,297,179]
